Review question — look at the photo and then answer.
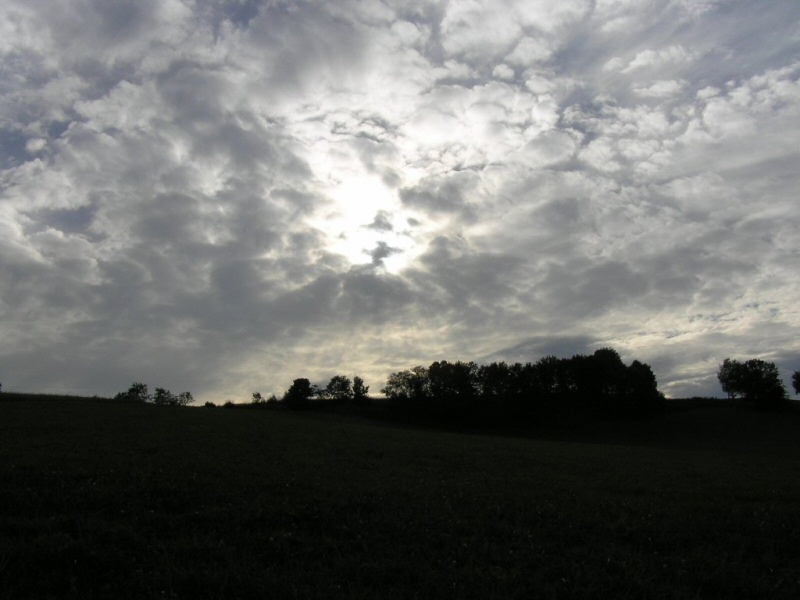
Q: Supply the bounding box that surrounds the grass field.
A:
[2,394,800,599]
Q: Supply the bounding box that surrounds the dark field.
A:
[2,395,800,599]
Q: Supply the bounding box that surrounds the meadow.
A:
[1,394,800,599]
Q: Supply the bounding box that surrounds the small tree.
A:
[175,391,194,406]
[252,391,279,407]
[153,387,176,405]
[115,382,151,402]
[283,378,314,409]
[792,370,799,396]
[151,387,194,406]
[353,376,370,404]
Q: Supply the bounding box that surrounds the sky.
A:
[1,0,799,403]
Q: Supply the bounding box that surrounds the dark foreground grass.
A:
[1,396,800,599]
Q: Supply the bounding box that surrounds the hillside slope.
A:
[1,398,799,599]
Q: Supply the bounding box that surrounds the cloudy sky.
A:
[2,0,799,402]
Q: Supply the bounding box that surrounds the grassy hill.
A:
[1,395,799,598]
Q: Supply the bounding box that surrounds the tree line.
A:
[112,351,799,421]
[380,348,664,425]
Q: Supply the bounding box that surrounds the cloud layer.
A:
[2,0,799,400]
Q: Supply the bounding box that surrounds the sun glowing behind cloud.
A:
[310,171,423,274]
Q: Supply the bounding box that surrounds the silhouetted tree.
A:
[535,355,566,397]
[428,361,477,399]
[115,382,150,402]
[153,387,176,405]
[353,376,370,404]
[175,391,194,406]
[793,370,799,396]
[625,360,663,413]
[718,358,787,409]
[532,355,573,419]
[382,366,429,403]
[571,349,629,413]
[283,378,315,409]
[425,360,480,419]
[251,391,278,408]
[325,375,353,403]
[114,382,193,405]
[477,362,511,400]
[718,359,748,400]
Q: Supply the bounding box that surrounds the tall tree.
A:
[626,360,663,411]
[718,359,748,400]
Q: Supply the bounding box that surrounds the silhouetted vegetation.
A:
[282,377,315,409]
[353,375,369,405]
[114,382,194,406]
[250,391,278,407]
[252,374,372,411]
[793,370,800,395]
[717,358,788,410]
[382,348,664,426]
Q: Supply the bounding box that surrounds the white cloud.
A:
[623,45,696,73]
[0,0,799,402]
[634,79,686,98]
[505,36,553,67]
[492,63,516,80]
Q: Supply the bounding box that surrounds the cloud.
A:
[621,46,697,73]
[634,79,687,98]
[1,0,799,402]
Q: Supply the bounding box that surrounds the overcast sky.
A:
[2,0,799,402]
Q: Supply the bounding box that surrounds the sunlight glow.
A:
[312,172,422,274]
